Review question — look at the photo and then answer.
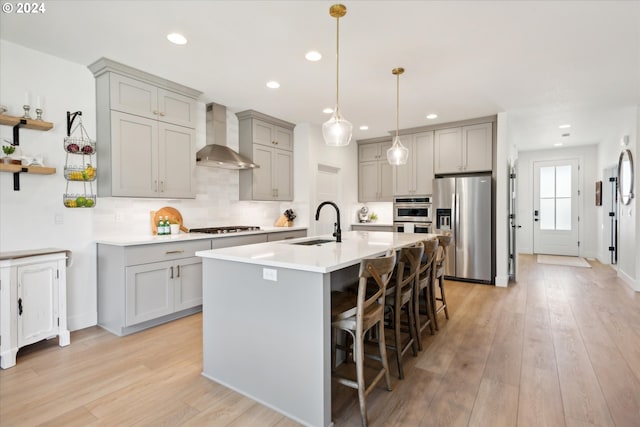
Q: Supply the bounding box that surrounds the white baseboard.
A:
[494,275,509,288]
[618,269,639,292]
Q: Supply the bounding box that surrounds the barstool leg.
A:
[440,276,449,319]
[407,299,418,357]
[431,278,439,331]
[414,293,423,351]
[377,321,393,391]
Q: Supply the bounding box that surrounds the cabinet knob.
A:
[159,112,166,117]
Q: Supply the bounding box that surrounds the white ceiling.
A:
[1,0,639,151]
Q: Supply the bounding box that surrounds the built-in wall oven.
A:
[393,196,432,233]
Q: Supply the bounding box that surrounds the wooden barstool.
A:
[384,242,424,379]
[433,233,452,330]
[331,251,396,427]
[414,238,439,351]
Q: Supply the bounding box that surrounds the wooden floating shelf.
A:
[0,114,54,131]
[0,164,56,175]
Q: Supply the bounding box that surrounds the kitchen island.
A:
[196,231,436,426]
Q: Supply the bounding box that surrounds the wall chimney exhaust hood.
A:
[197,103,258,170]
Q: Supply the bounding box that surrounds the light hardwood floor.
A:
[1,254,639,426]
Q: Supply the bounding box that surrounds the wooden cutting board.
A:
[150,207,189,235]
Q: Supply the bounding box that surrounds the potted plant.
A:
[2,144,16,164]
[369,212,379,223]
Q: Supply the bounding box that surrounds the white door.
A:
[533,159,580,256]
[316,164,340,236]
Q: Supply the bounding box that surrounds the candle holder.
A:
[22,105,32,119]
[35,108,43,121]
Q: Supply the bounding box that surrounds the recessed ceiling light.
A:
[322,107,333,114]
[554,142,563,146]
[305,51,322,61]
[359,125,369,130]
[167,33,187,45]
[426,113,438,120]
[266,81,280,89]
[558,124,571,129]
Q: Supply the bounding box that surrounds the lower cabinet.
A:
[98,240,211,336]
[0,251,70,369]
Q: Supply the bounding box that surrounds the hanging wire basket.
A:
[64,114,95,154]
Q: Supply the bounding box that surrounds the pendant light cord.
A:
[335,16,340,116]
[396,72,400,138]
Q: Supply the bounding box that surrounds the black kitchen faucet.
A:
[315,201,342,243]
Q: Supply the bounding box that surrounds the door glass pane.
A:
[539,167,555,198]
[556,165,571,197]
[555,198,571,230]
[540,199,555,230]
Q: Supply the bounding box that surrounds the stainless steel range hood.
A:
[196,103,258,169]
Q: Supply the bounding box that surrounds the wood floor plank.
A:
[468,378,519,427]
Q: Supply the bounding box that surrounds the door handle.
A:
[18,298,23,316]
[533,209,539,222]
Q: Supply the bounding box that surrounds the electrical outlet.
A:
[54,213,64,225]
[115,213,123,223]
[263,268,277,281]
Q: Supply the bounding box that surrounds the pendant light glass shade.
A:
[387,67,408,165]
[324,4,352,147]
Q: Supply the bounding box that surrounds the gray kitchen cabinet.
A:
[434,122,493,174]
[358,141,393,202]
[0,250,70,369]
[351,224,394,232]
[394,131,434,196]
[89,57,201,198]
[98,239,211,336]
[212,234,268,248]
[237,110,295,201]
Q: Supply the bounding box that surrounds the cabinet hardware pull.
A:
[160,181,165,192]
[154,180,158,192]
[170,266,174,279]
[152,110,159,115]
[165,250,184,254]
[176,265,180,277]
[159,112,165,116]
[18,298,23,316]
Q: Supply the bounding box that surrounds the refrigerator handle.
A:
[454,192,460,238]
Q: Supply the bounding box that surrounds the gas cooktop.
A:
[189,226,261,234]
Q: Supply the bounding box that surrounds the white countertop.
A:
[351,222,393,227]
[196,230,437,273]
[95,226,307,246]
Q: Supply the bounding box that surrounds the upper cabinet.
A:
[358,141,393,202]
[237,110,295,201]
[89,58,202,198]
[394,131,434,196]
[434,122,493,174]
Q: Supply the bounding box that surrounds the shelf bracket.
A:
[12,119,26,146]
[13,172,20,191]
[67,111,82,137]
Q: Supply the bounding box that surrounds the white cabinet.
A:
[237,110,295,201]
[358,141,393,202]
[1,250,69,369]
[89,57,202,199]
[98,240,211,336]
[434,122,493,174]
[394,131,434,195]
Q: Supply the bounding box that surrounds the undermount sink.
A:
[291,239,335,246]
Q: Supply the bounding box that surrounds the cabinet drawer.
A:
[125,240,211,266]
[211,234,268,249]
[267,230,307,241]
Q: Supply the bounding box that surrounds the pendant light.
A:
[322,4,353,147]
[387,67,409,165]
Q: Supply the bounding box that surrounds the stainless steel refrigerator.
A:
[433,175,493,283]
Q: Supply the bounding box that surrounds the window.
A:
[539,165,572,230]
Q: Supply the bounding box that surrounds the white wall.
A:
[495,112,509,287]
[516,145,599,258]
[0,40,310,331]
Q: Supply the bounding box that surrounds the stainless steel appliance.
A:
[433,175,492,283]
[190,226,260,234]
[393,196,432,234]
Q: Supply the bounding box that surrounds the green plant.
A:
[369,212,378,221]
[2,144,16,156]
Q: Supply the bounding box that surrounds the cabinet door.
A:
[157,89,197,128]
[359,143,380,162]
[359,161,379,202]
[17,262,58,348]
[109,73,158,120]
[158,122,195,198]
[125,261,173,326]
[174,258,203,311]
[434,127,463,174]
[274,149,293,200]
[463,123,493,172]
[394,139,414,196]
[252,119,275,147]
[379,161,394,201]
[110,111,158,197]
[414,132,434,195]
[252,145,275,200]
[274,126,293,151]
